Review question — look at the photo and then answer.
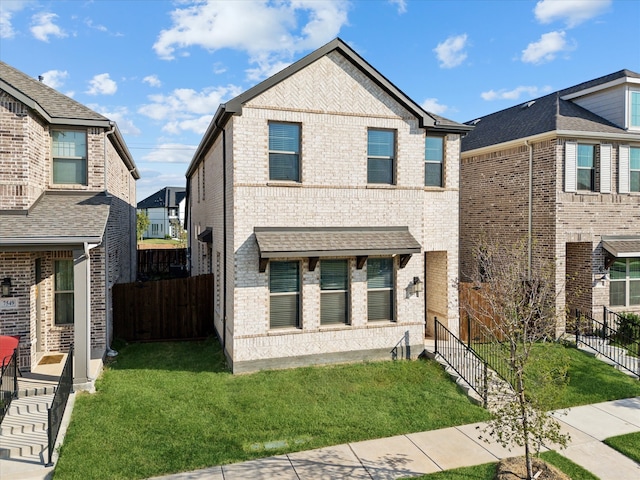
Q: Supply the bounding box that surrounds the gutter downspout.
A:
[525,139,533,279]
[104,122,116,196]
[212,117,228,351]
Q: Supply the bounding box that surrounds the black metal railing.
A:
[434,318,488,407]
[47,347,74,466]
[0,349,19,424]
[574,309,639,378]
[391,331,410,360]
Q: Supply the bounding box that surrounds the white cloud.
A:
[139,84,242,135]
[433,34,468,69]
[1,0,33,39]
[521,30,572,64]
[534,0,611,28]
[91,106,141,136]
[481,85,553,101]
[143,75,162,88]
[421,98,448,115]
[389,0,407,14]
[30,12,67,42]
[39,69,68,89]
[142,143,197,163]
[86,73,118,95]
[153,0,349,80]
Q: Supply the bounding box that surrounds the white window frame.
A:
[367,257,395,322]
[269,261,301,329]
[52,130,87,185]
[269,122,301,182]
[367,129,396,185]
[320,259,349,326]
[425,135,445,187]
[610,258,640,307]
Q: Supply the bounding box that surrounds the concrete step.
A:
[0,394,52,461]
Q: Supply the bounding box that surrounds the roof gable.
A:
[137,186,186,209]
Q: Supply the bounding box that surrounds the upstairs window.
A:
[52,130,87,185]
[367,257,394,321]
[631,147,640,192]
[610,258,640,307]
[269,261,300,329]
[425,135,444,187]
[631,91,640,128]
[577,144,595,191]
[54,260,74,325]
[269,122,300,182]
[321,260,349,325]
[367,129,395,184]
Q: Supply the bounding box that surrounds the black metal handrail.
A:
[575,309,639,378]
[434,318,488,407]
[0,349,19,424]
[47,347,74,466]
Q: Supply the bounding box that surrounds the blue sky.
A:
[1,0,639,202]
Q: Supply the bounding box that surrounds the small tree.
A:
[462,238,570,480]
[136,211,150,242]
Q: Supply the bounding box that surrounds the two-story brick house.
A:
[186,38,472,373]
[460,70,640,332]
[137,186,186,240]
[0,61,139,389]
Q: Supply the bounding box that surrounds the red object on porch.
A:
[0,335,20,367]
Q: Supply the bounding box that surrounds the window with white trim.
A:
[631,91,640,128]
[269,261,300,328]
[367,129,395,184]
[425,135,444,187]
[52,130,87,185]
[367,257,394,321]
[320,259,349,325]
[54,260,74,325]
[631,147,640,192]
[577,144,595,191]
[269,122,300,182]
[610,258,640,307]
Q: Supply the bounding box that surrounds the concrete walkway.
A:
[149,397,640,480]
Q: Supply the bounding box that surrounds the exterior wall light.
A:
[1,277,12,297]
[409,276,423,297]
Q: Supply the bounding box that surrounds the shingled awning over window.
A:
[602,237,640,258]
[254,226,421,272]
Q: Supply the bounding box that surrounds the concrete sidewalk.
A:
[150,396,640,480]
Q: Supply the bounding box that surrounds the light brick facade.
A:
[187,41,468,373]
[0,62,138,380]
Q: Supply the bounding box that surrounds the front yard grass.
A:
[604,431,640,463]
[53,338,490,480]
[53,339,640,480]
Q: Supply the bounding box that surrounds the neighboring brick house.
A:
[186,38,471,373]
[460,70,640,332]
[137,186,186,239]
[0,61,139,389]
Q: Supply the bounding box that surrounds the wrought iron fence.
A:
[434,318,488,407]
[574,309,639,378]
[0,349,18,424]
[47,347,74,466]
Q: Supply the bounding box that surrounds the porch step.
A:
[0,393,52,461]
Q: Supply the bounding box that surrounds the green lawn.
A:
[53,339,490,480]
[604,431,640,463]
[138,238,184,247]
[53,339,640,480]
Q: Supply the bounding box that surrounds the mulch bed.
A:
[496,457,570,480]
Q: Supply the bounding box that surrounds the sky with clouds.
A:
[1,0,638,202]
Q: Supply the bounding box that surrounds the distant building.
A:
[460,69,640,331]
[185,38,471,373]
[0,61,139,389]
[137,186,186,239]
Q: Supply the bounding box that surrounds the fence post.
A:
[482,361,488,408]
[467,313,471,348]
[434,317,438,354]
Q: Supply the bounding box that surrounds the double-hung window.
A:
[367,129,395,184]
[367,257,394,321]
[631,147,640,192]
[269,122,300,182]
[610,258,640,307]
[425,135,444,187]
[52,130,87,185]
[269,261,300,328]
[577,144,595,191]
[321,260,349,325]
[631,91,640,128]
[54,260,74,325]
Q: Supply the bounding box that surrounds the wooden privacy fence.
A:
[459,282,503,342]
[137,248,188,278]
[113,274,214,342]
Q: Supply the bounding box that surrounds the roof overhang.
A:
[602,236,640,258]
[197,227,213,244]
[0,239,101,252]
[254,226,421,272]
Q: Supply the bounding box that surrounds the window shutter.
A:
[600,144,612,193]
[619,145,630,194]
[565,142,577,192]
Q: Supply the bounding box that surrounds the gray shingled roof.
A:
[137,186,186,209]
[0,61,108,123]
[254,226,421,258]
[461,70,639,152]
[0,192,111,246]
[602,237,640,257]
